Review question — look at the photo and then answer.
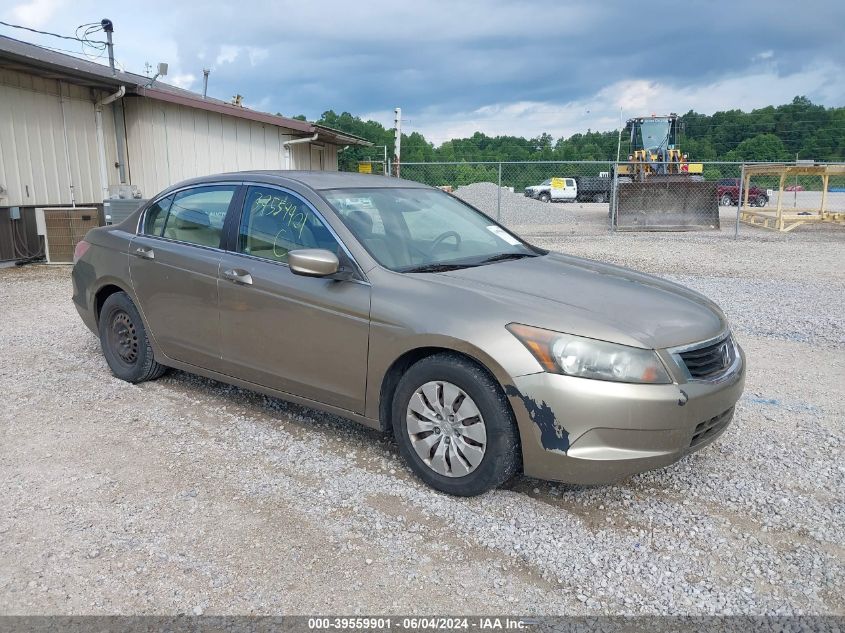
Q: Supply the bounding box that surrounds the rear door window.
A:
[161,186,235,248]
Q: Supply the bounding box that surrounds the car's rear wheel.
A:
[719,194,733,206]
[391,354,520,496]
[99,291,166,383]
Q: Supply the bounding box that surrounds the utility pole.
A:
[101,18,115,76]
[615,106,623,164]
[393,107,401,178]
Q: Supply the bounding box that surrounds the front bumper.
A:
[508,345,746,484]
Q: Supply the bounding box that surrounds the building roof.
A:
[0,34,371,146]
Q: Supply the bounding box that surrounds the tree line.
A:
[286,97,844,173]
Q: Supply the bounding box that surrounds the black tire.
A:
[539,192,550,203]
[98,291,166,383]
[593,193,607,203]
[391,353,521,496]
[719,194,733,206]
[755,196,768,208]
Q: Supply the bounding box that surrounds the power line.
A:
[0,19,108,45]
[36,43,104,60]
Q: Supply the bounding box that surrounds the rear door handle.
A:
[222,268,253,285]
[134,246,154,259]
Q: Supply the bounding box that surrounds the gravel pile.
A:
[0,216,843,615]
[453,182,590,231]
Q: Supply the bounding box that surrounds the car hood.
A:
[433,253,726,349]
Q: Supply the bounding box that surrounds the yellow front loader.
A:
[614,114,719,230]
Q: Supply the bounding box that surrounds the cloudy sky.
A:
[3,0,844,144]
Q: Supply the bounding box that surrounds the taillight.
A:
[73,240,90,264]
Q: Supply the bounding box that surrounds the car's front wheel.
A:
[391,354,520,496]
[719,194,733,206]
[538,192,550,203]
[98,291,166,383]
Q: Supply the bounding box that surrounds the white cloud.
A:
[215,45,239,65]
[7,0,64,28]
[369,62,845,146]
[247,47,268,66]
[168,73,196,89]
[215,45,268,67]
[752,50,775,61]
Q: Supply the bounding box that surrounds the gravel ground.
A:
[1,209,843,616]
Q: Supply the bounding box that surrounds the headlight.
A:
[507,323,671,384]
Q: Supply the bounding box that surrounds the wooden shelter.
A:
[740,163,845,232]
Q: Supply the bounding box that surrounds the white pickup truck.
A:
[524,175,613,203]
[524,177,577,202]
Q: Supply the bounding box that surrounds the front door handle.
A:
[134,246,154,259]
[222,268,253,285]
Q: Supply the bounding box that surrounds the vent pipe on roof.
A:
[101,19,115,76]
[202,69,210,98]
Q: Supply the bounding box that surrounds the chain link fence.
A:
[391,161,845,235]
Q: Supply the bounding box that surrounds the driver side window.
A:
[237,186,339,263]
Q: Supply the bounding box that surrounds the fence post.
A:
[610,162,619,231]
[497,162,502,222]
[734,164,744,240]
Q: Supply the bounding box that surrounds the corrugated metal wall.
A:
[123,97,339,196]
[0,67,343,216]
[0,68,120,207]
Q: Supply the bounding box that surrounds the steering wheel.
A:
[428,231,461,254]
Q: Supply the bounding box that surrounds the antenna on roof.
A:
[144,62,168,88]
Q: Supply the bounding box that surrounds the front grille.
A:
[691,406,734,447]
[678,336,734,379]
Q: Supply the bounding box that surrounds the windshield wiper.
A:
[403,252,538,273]
[403,262,477,273]
[475,252,537,265]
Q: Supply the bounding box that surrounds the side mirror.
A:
[288,249,340,277]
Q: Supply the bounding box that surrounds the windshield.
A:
[638,119,671,151]
[323,187,538,272]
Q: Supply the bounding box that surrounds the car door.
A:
[218,184,370,413]
[129,183,239,370]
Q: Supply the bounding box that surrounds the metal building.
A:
[0,35,370,262]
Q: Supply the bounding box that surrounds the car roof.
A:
[170,170,430,192]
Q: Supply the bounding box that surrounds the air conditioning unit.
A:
[35,207,100,264]
[104,198,147,225]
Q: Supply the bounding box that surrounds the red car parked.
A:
[717,178,769,207]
